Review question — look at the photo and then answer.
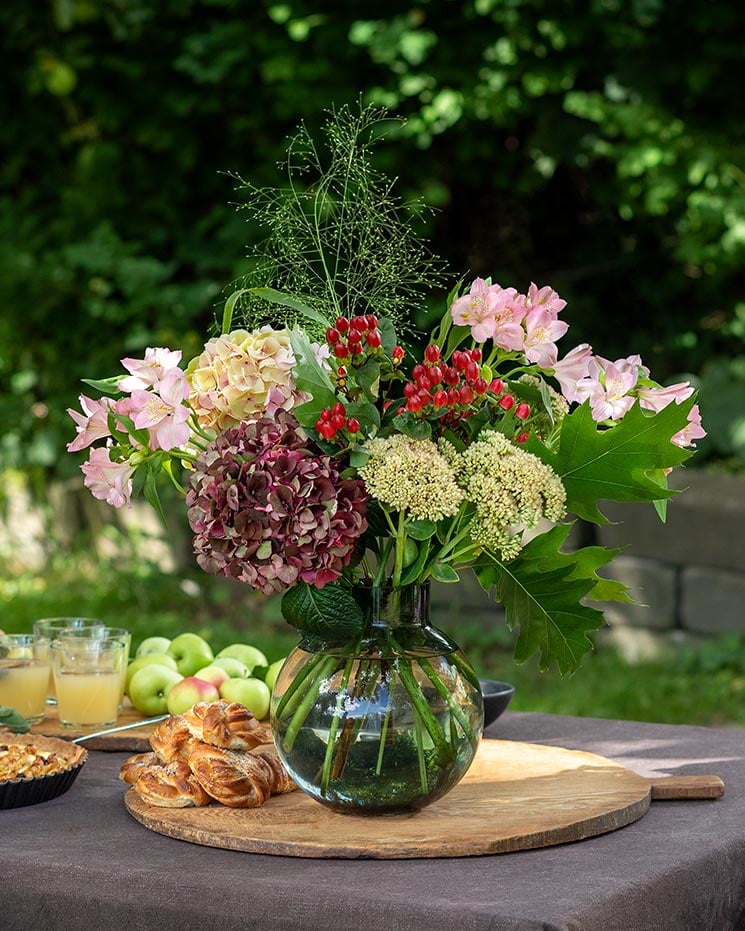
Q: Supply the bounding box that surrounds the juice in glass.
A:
[51,637,124,728]
[0,635,50,724]
[33,617,106,703]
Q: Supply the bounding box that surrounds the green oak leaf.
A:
[528,399,695,524]
[474,524,624,674]
[281,582,364,640]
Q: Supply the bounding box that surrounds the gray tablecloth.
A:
[2,712,744,931]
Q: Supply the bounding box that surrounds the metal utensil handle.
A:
[72,714,169,743]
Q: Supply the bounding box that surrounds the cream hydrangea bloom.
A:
[186,327,307,432]
[360,435,464,522]
[443,430,566,561]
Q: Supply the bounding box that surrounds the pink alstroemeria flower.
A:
[118,347,183,392]
[128,369,191,451]
[579,357,640,422]
[451,278,500,342]
[525,283,567,316]
[636,382,694,413]
[66,394,113,452]
[490,286,526,351]
[672,404,706,448]
[81,447,134,508]
[551,344,594,403]
[522,308,569,368]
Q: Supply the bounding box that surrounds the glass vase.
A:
[270,583,484,815]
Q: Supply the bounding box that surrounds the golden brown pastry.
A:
[118,751,160,785]
[184,700,271,751]
[186,743,273,808]
[132,759,212,808]
[149,715,202,763]
[250,748,297,795]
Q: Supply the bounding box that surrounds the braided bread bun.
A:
[132,759,212,808]
[186,743,273,808]
[149,715,202,763]
[119,751,160,785]
[183,700,271,750]
[250,748,297,795]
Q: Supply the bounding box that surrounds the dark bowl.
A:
[479,679,515,728]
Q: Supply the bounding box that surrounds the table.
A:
[2,712,744,931]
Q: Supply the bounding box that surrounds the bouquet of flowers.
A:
[67,106,703,678]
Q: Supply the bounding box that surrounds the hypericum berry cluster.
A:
[315,402,361,441]
[402,344,490,415]
[326,315,382,359]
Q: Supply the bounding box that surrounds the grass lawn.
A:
[3,549,743,729]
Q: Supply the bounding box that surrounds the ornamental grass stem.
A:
[419,656,477,743]
[320,654,357,796]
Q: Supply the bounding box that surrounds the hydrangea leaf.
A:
[281,581,364,640]
[528,398,695,524]
[474,524,622,674]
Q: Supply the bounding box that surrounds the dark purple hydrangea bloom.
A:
[186,410,368,596]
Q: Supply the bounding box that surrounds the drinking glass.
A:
[33,617,107,704]
[58,625,132,710]
[0,634,52,725]
[51,637,125,729]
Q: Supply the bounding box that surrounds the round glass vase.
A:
[271,583,484,815]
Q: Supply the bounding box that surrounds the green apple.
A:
[264,657,286,691]
[166,676,220,716]
[125,653,178,694]
[128,665,183,715]
[219,677,271,720]
[135,636,172,658]
[215,643,268,674]
[167,633,214,676]
[193,664,230,690]
[212,656,250,679]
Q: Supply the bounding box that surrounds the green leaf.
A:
[288,327,337,424]
[401,538,431,585]
[281,582,364,640]
[82,375,123,395]
[142,462,168,529]
[407,519,437,540]
[474,524,615,674]
[221,288,250,334]
[431,562,460,582]
[249,287,332,329]
[345,399,380,433]
[355,359,381,400]
[0,705,31,733]
[529,399,695,524]
[378,317,397,355]
[391,410,432,440]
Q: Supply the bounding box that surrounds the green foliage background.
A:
[2,0,745,482]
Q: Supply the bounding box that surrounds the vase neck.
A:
[354,583,431,630]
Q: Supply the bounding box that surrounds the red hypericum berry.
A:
[351,316,368,333]
[453,350,468,371]
[406,397,424,413]
[516,431,530,444]
[335,316,349,333]
[447,387,461,406]
[332,402,345,416]
[433,389,448,408]
[465,361,480,382]
[331,414,346,430]
[349,342,364,355]
[425,344,441,363]
[334,343,349,358]
[366,330,382,348]
[427,365,443,385]
[417,389,431,405]
[474,377,488,395]
[366,314,379,329]
[470,347,483,362]
[346,417,361,433]
[337,365,347,376]
[403,383,418,399]
[416,375,431,391]
[460,385,475,405]
[347,329,362,345]
[392,345,405,363]
[318,422,337,439]
[443,367,460,386]
[325,327,340,344]
[489,378,504,394]
[320,409,332,422]
[515,402,531,421]
[412,363,426,380]
[315,418,325,432]
[498,394,515,411]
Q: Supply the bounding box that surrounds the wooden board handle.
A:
[649,775,724,800]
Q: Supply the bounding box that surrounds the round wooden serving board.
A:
[124,739,723,859]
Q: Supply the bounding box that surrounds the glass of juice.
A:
[58,625,131,710]
[51,637,125,729]
[0,634,51,725]
[33,617,107,704]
